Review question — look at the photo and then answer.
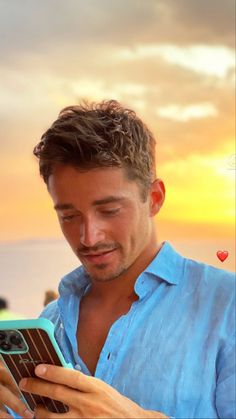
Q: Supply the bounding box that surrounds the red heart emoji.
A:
[216,251,229,262]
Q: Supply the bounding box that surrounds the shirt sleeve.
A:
[215,338,236,419]
[5,407,22,418]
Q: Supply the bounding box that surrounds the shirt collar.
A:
[144,241,184,285]
[58,265,90,297]
[58,241,184,298]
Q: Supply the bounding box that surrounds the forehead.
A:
[47,165,140,204]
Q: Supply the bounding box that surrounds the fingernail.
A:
[23,408,34,418]
[19,378,28,388]
[35,364,47,376]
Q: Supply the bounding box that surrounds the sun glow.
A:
[159,144,235,226]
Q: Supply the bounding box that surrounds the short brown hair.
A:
[33,100,156,201]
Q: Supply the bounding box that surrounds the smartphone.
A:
[0,318,71,414]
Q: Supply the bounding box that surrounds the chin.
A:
[87,264,128,283]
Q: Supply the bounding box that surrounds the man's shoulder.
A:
[58,265,88,295]
[185,256,235,279]
[184,256,235,294]
[182,258,235,338]
[38,265,86,322]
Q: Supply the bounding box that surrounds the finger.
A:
[34,364,102,393]
[35,404,67,419]
[0,409,12,419]
[19,377,83,411]
[0,363,17,388]
[0,366,20,395]
[0,385,34,419]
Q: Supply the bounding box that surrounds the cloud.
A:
[0,54,234,159]
[0,0,234,159]
[0,0,234,63]
[0,0,159,59]
[157,103,218,122]
[115,45,235,78]
[165,0,235,47]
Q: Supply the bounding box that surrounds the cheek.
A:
[59,223,79,246]
[116,214,140,247]
[130,207,151,245]
[113,216,133,239]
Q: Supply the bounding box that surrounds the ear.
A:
[149,178,165,217]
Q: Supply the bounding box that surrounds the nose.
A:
[79,216,105,248]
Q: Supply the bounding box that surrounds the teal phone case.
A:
[0,318,71,413]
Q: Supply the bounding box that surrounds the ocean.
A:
[0,238,235,318]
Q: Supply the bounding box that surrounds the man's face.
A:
[48,165,156,283]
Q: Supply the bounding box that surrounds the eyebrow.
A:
[54,203,75,211]
[54,196,126,211]
[92,196,126,206]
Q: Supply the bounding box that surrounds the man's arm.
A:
[19,364,169,418]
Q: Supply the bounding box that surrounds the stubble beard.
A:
[77,242,128,283]
[84,262,128,283]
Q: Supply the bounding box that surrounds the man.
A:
[0,100,235,418]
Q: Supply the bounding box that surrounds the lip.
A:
[81,248,117,264]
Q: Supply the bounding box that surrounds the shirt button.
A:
[75,364,81,371]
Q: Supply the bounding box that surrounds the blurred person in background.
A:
[0,297,25,320]
[43,290,58,307]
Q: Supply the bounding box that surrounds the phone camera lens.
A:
[0,341,11,351]
[10,334,22,346]
[0,331,7,340]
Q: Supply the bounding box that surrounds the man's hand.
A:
[19,364,168,418]
[0,360,34,418]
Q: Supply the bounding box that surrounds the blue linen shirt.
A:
[39,241,235,419]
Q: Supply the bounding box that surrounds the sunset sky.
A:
[0,0,235,243]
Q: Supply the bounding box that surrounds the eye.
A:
[61,214,77,223]
[100,208,120,216]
